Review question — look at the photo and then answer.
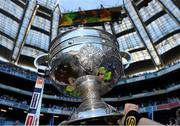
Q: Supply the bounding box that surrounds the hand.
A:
[117,103,139,125]
[124,103,139,114]
[122,103,163,125]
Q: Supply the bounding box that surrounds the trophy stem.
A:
[68,75,119,121]
[76,75,101,100]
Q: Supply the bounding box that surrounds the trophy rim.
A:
[60,113,124,125]
[50,27,118,49]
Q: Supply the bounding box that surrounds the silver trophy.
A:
[47,27,129,124]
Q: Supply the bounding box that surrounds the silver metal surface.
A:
[48,27,124,123]
[60,113,123,125]
[69,75,119,120]
[70,98,119,120]
[49,27,123,94]
[34,53,49,72]
[120,51,132,69]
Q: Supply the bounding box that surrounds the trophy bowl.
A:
[48,27,124,124]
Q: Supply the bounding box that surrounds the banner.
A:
[25,77,45,126]
[60,7,122,27]
[157,102,180,110]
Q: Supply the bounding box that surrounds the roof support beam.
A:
[110,22,117,35]
[50,5,61,43]
[123,0,164,68]
[103,22,113,34]
[11,0,39,64]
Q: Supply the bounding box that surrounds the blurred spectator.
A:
[176,109,180,125]
[168,117,176,126]
[13,120,20,126]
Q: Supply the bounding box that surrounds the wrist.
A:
[124,110,142,126]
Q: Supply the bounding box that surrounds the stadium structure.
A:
[0,0,179,125]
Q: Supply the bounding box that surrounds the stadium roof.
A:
[58,0,123,12]
[0,0,179,74]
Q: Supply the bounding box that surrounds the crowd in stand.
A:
[108,82,180,98]
[126,60,180,78]
[140,97,180,108]
[0,61,51,83]
[44,82,180,101]
[43,97,180,113]
[0,94,179,113]
[0,61,37,81]
[0,80,175,103]
[0,95,28,106]
[0,60,179,84]
[44,104,76,112]
[0,60,179,117]
[0,118,23,126]
[0,80,177,102]
[0,60,179,102]
[0,94,76,112]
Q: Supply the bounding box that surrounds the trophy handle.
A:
[34,53,50,72]
[120,51,132,69]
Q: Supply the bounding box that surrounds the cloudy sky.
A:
[58,0,123,12]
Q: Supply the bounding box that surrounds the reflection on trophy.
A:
[48,27,129,125]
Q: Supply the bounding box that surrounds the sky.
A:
[58,0,123,12]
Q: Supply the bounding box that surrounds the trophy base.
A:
[60,75,124,125]
[60,113,124,125]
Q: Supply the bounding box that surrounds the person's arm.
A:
[138,117,163,125]
[122,103,164,126]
